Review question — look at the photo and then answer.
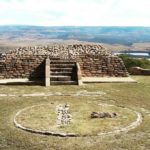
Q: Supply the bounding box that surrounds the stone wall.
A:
[76,54,128,77]
[0,54,46,79]
[129,67,150,75]
[0,44,129,79]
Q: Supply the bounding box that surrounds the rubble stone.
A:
[91,112,117,118]
[56,104,72,126]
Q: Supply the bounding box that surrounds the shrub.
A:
[119,54,150,71]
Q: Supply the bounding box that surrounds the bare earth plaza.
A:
[0,43,149,149]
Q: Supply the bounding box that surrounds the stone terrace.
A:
[0,44,129,85]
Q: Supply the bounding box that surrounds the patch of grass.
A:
[0,76,150,150]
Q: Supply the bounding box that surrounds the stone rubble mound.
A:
[1,44,110,59]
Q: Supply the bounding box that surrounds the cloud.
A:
[0,0,150,26]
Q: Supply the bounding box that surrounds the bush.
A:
[119,54,150,71]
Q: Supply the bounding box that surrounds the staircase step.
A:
[51,68,73,72]
[51,76,72,81]
[51,81,78,85]
[50,61,76,64]
[50,57,61,60]
[50,64,75,68]
[50,72,73,76]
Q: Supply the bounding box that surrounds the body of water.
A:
[112,51,150,58]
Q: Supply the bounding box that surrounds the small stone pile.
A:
[91,112,117,118]
[56,104,72,126]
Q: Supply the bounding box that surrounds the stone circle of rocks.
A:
[14,103,142,137]
[56,104,72,126]
[91,112,117,119]
[0,91,106,97]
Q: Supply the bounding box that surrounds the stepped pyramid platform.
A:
[0,44,130,86]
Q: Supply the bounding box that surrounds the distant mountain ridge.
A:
[0,26,150,46]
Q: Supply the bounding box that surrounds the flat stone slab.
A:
[82,77,136,83]
[0,78,30,84]
[0,77,136,85]
[0,78,43,85]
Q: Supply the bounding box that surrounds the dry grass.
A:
[0,76,150,150]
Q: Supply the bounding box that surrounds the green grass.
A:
[119,54,150,70]
[0,76,150,150]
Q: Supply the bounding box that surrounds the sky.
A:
[0,0,150,26]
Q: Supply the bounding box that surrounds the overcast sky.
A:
[0,0,150,26]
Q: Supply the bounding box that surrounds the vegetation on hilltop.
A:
[1,26,150,46]
[119,54,150,70]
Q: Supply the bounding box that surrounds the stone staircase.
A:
[50,59,78,85]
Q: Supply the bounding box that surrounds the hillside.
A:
[0,26,150,52]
